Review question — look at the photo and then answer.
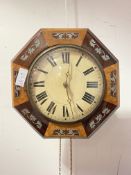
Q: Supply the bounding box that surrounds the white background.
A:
[0,0,131,175]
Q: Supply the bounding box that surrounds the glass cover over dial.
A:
[27,45,105,123]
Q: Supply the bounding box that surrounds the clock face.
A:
[26,45,105,123]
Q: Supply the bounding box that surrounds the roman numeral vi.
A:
[63,106,69,117]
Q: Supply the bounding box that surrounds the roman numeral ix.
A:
[33,81,45,87]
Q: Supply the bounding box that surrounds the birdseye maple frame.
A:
[12,28,119,138]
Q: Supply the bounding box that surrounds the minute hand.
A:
[66,64,79,117]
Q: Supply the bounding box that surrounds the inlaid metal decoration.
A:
[11,28,119,138]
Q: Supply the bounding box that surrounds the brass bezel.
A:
[26,44,106,124]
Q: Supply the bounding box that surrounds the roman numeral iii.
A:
[62,52,70,64]
[82,92,95,104]
[87,82,98,88]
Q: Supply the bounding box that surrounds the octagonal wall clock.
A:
[11,28,120,138]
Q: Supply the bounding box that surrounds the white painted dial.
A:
[27,45,105,123]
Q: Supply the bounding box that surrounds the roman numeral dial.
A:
[87,82,98,88]
[27,45,104,123]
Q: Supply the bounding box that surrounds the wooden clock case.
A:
[11,28,119,138]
